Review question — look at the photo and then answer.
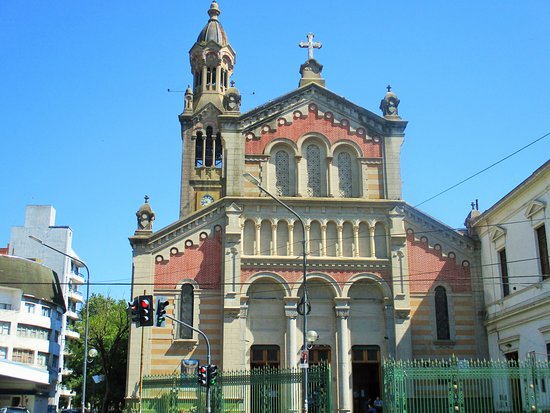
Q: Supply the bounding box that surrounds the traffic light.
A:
[156,299,169,327]
[207,364,218,386]
[128,298,140,327]
[139,295,154,327]
[198,365,208,387]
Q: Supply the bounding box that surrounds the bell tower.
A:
[178,1,241,218]
[188,0,236,112]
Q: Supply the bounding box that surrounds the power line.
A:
[415,130,550,208]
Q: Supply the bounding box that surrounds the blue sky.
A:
[1,1,549,300]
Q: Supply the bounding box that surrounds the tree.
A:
[65,294,129,413]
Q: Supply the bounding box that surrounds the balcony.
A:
[64,329,80,340]
[59,385,76,397]
[69,270,85,285]
[67,288,83,303]
[66,309,79,320]
[61,367,73,376]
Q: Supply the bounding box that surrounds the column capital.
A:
[334,305,350,319]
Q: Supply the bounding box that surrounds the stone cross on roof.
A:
[299,33,322,60]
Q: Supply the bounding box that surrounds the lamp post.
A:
[29,235,91,413]
[243,173,311,413]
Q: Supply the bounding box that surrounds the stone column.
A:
[369,225,376,258]
[326,156,334,197]
[284,298,299,368]
[305,223,311,255]
[295,156,303,197]
[271,223,277,256]
[288,223,295,256]
[335,302,351,413]
[353,224,360,257]
[321,224,327,256]
[255,223,261,256]
[337,224,344,257]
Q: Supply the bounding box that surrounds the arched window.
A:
[434,286,450,340]
[306,144,322,197]
[195,131,204,167]
[179,284,194,339]
[275,151,290,196]
[337,152,353,198]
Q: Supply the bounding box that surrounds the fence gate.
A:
[383,358,550,413]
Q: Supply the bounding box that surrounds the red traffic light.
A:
[140,299,150,308]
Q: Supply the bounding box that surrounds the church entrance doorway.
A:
[250,345,280,413]
[351,345,381,413]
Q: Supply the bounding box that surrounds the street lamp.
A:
[243,173,312,413]
[29,235,91,413]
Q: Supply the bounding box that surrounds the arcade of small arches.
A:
[241,217,389,258]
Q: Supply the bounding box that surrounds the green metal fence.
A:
[383,358,550,413]
[127,364,331,413]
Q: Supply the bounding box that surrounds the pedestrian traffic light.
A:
[128,298,140,327]
[198,365,208,387]
[207,364,218,386]
[139,295,154,327]
[156,299,169,327]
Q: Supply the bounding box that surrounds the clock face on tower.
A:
[200,194,214,207]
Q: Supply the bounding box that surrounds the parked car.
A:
[0,408,30,413]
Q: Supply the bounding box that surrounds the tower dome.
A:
[196,1,229,46]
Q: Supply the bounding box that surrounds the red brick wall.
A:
[245,104,382,157]
[407,233,471,293]
[154,233,222,289]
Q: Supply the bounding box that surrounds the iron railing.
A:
[383,358,550,413]
[127,364,331,413]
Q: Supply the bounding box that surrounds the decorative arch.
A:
[291,272,341,297]
[342,273,392,299]
[242,273,292,297]
[329,139,363,158]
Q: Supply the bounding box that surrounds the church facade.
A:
[126,2,487,412]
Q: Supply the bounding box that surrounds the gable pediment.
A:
[239,83,407,139]
[525,199,546,219]
[490,226,506,243]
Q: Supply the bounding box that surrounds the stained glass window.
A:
[306,144,321,196]
[275,150,290,196]
[337,152,352,197]
[435,286,450,340]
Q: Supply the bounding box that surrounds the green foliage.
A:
[65,293,129,413]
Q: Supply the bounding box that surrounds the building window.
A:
[306,144,322,197]
[337,152,353,198]
[309,345,331,365]
[351,345,380,363]
[0,321,10,335]
[435,286,450,340]
[0,347,7,359]
[499,249,510,297]
[24,302,35,314]
[537,225,549,280]
[37,352,49,367]
[250,345,280,368]
[0,303,12,310]
[275,150,290,196]
[41,307,51,317]
[17,324,50,340]
[12,348,34,365]
[52,355,59,369]
[179,284,194,339]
